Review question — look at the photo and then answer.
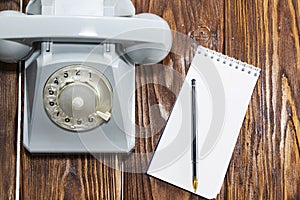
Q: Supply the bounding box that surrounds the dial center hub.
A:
[58,83,98,118]
[72,97,84,110]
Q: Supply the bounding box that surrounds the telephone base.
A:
[23,43,136,153]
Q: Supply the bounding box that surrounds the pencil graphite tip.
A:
[193,177,198,192]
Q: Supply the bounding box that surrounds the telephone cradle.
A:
[0,0,172,153]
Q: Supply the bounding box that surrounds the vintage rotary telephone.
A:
[0,0,172,153]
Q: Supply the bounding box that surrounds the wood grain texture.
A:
[0,0,299,199]
[0,2,20,200]
[224,0,300,199]
[21,153,122,200]
[0,63,17,200]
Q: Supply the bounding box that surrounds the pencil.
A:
[191,79,198,192]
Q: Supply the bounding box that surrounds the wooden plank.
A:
[125,1,225,200]
[21,154,122,200]
[0,63,18,200]
[223,0,300,199]
[0,2,20,200]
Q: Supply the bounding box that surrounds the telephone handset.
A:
[0,0,172,153]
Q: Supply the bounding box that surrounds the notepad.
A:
[147,46,260,199]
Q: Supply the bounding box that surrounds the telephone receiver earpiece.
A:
[0,11,32,63]
[0,10,172,64]
[124,13,173,65]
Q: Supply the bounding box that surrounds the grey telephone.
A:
[0,0,172,153]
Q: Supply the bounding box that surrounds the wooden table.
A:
[0,0,299,199]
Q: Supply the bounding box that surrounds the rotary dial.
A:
[43,65,113,132]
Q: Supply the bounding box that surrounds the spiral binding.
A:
[197,46,261,77]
